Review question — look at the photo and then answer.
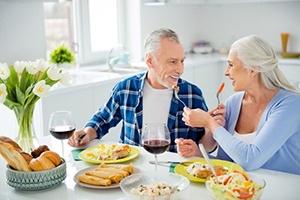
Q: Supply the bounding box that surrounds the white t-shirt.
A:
[233,131,256,144]
[142,80,173,126]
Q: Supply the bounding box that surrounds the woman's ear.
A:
[250,69,259,78]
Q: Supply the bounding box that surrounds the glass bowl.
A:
[205,172,266,200]
[6,158,66,190]
[120,172,190,200]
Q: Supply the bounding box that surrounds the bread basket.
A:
[6,158,66,190]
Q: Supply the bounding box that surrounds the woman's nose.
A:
[224,66,230,76]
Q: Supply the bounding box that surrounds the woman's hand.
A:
[175,138,201,157]
[182,106,223,133]
[209,103,226,127]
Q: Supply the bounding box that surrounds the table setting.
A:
[0,133,299,200]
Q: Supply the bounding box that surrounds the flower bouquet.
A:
[0,59,71,152]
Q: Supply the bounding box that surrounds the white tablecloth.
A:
[0,137,299,200]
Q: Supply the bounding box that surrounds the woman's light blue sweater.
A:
[214,89,300,175]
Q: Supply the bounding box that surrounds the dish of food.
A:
[74,163,138,189]
[79,144,140,164]
[174,158,244,183]
[205,171,266,200]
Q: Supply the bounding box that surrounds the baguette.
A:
[0,141,31,171]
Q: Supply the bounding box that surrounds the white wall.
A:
[0,2,46,64]
[139,1,300,56]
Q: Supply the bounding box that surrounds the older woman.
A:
[176,35,300,175]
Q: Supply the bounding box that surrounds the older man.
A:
[68,28,208,152]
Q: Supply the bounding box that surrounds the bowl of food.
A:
[205,171,266,200]
[120,172,190,200]
[6,157,66,190]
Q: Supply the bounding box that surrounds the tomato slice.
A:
[232,188,255,199]
[233,170,249,180]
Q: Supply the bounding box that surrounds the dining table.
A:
[0,136,299,200]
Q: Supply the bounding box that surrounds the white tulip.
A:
[26,61,40,75]
[0,63,10,80]
[0,83,8,103]
[59,70,71,86]
[13,61,27,74]
[33,80,51,97]
[36,58,49,72]
[47,66,62,81]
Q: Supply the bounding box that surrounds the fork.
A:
[173,86,187,107]
[216,82,225,106]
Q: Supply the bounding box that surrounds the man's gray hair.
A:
[231,35,299,94]
[144,28,180,57]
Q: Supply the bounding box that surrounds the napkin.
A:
[169,163,177,173]
[71,149,84,161]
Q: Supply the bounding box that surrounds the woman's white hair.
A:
[231,35,299,94]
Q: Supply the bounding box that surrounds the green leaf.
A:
[16,86,25,105]
[3,98,21,110]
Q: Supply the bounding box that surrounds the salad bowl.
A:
[205,172,266,200]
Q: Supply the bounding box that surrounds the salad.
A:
[206,170,265,200]
[131,182,178,196]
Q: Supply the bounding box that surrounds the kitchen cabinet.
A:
[192,61,223,109]
[36,77,125,142]
[278,62,300,89]
[144,0,299,5]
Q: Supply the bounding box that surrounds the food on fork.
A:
[186,162,227,179]
[172,85,179,91]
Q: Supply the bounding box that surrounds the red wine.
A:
[142,139,170,154]
[49,126,75,140]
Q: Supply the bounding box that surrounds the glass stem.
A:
[155,154,158,171]
[61,140,64,158]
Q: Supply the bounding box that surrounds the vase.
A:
[13,105,38,153]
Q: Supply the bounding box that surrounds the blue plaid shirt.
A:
[85,72,208,152]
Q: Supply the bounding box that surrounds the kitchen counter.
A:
[50,52,300,95]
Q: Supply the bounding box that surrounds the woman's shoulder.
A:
[226,91,244,104]
[273,89,300,106]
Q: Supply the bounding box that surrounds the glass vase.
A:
[13,105,38,153]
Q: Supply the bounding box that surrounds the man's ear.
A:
[145,53,154,69]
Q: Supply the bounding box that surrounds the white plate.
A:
[74,165,139,189]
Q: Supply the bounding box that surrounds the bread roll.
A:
[0,141,31,171]
[31,145,50,158]
[29,151,61,171]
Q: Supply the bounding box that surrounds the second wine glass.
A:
[141,122,170,171]
[49,111,76,157]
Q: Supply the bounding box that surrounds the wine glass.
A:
[49,111,76,157]
[141,122,171,171]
